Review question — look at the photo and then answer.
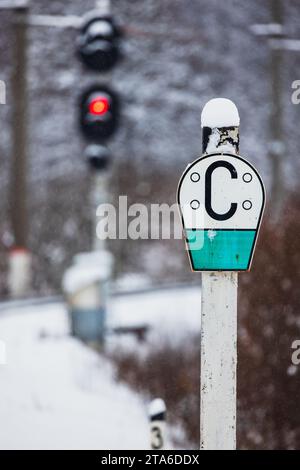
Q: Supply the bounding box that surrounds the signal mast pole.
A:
[64,0,118,346]
[92,0,111,253]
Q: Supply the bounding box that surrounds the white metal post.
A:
[200,98,240,450]
[200,272,237,449]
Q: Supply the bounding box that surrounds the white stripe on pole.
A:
[200,98,239,450]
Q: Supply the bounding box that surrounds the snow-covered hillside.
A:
[0,303,149,450]
[0,286,201,450]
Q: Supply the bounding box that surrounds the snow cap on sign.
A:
[201,98,240,128]
[148,398,166,418]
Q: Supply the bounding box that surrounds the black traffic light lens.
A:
[77,15,121,72]
[78,40,119,72]
[85,145,111,171]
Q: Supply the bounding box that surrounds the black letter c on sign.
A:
[205,160,238,221]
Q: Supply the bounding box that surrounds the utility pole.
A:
[269,0,284,219]
[250,0,284,219]
[8,2,31,297]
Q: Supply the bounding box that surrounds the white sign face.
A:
[177,152,265,271]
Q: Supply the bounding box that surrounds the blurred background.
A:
[0,0,300,450]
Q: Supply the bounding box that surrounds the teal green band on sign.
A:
[186,229,256,271]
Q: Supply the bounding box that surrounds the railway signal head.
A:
[79,85,119,142]
[77,12,121,72]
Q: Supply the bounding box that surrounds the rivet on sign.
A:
[191,172,200,182]
[243,173,252,183]
[190,199,200,210]
[242,200,252,210]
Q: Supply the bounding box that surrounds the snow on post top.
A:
[201,98,240,129]
[148,398,166,418]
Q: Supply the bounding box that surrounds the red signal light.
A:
[89,96,110,116]
[80,86,119,141]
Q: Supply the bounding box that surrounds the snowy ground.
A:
[0,286,201,450]
[110,285,201,343]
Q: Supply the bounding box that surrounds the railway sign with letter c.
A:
[177,152,265,271]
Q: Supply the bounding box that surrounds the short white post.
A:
[200,98,240,450]
[8,247,31,298]
[148,398,167,450]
